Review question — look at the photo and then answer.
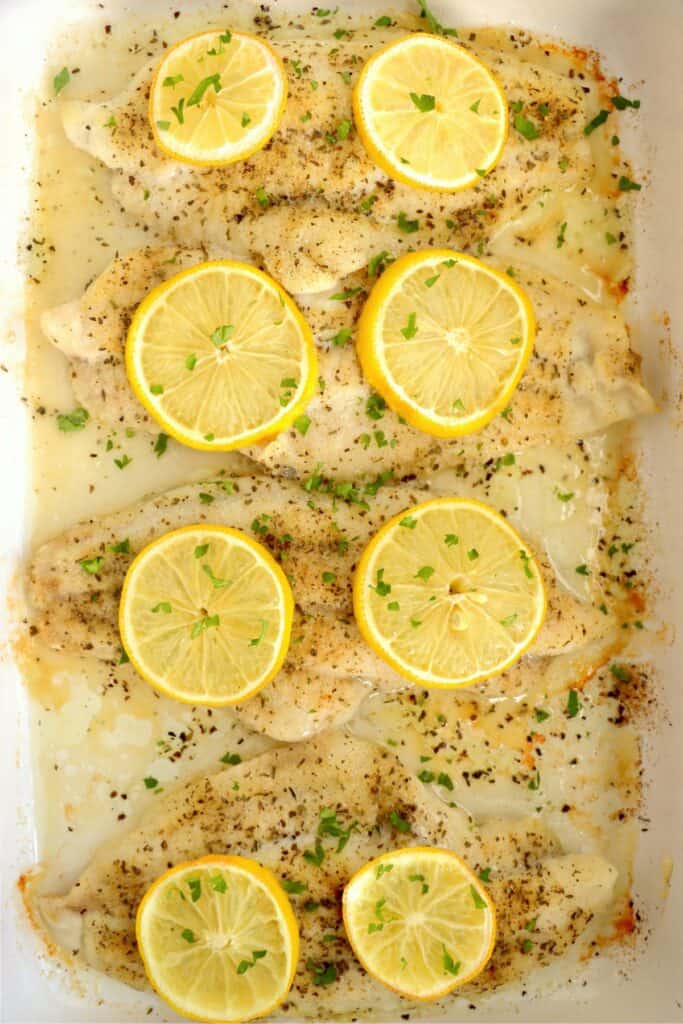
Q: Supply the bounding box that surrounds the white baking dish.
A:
[0,0,681,1020]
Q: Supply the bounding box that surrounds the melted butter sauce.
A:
[19,1,648,1016]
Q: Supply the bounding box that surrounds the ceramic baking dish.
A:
[0,0,681,1020]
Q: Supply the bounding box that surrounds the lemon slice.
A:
[357,250,534,438]
[353,33,508,191]
[119,525,293,705]
[126,260,317,451]
[149,30,287,166]
[343,847,496,1000]
[353,498,546,688]
[137,855,300,1023]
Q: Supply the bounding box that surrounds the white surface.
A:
[0,0,681,1021]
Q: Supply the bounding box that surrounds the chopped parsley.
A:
[612,95,640,110]
[400,516,417,529]
[565,689,581,718]
[575,564,590,576]
[397,211,419,233]
[366,392,387,420]
[187,73,222,108]
[191,614,220,638]
[371,568,391,597]
[330,286,363,301]
[220,751,242,765]
[211,324,234,347]
[282,878,307,894]
[389,809,412,833]
[368,250,393,277]
[519,550,534,578]
[467,548,479,561]
[303,838,325,867]
[584,109,610,135]
[154,432,169,457]
[294,414,311,435]
[143,776,158,789]
[53,67,70,95]
[416,0,458,37]
[78,556,103,574]
[57,408,89,432]
[202,564,232,589]
[401,312,418,339]
[416,565,435,581]
[236,950,267,974]
[556,221,568,248]
[513,112,540,140]
[318,807,357,851]
[255,186,270,209]
[618,175,641,191]
[444,534,459,546]
[151,602,172,614]
[534,708,551,723]
[181,928,197,944]
[410,92,436,112]
[442,947,461,976]
[470,885,487,909]
[306,959,337,986]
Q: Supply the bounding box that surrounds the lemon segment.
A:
[353,34,508,191]
[119,525,293,705]
[353,498,546,688]
[357,250,535,438]
[149,30,287,166]
[343,847,496,1000]
[126,260,317,451]
[136,855,300,1023]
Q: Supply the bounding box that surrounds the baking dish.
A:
[0,0,681,1020]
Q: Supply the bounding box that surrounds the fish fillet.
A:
[40,246,654,480]
[58,23,601,291]
[27,473,618,740]
[38,732,616,1013]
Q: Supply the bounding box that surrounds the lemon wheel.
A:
[353,498,546,688]
[356,250,534,438]
[119,525,293,705]
[353,34,508,191]
[126,260,317,451]
[343,847,496,1000]
[136,855,300,1023]
[149,30,287,166]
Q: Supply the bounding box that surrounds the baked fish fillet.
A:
[27,473,617,740]
[41,246,654,480]
[38,732,617,1013]
[58,21,602,290]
